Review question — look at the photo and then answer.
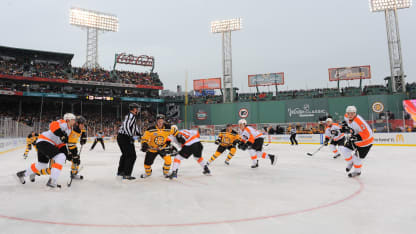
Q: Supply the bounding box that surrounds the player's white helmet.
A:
[325,118,333,123]
[63,113,76,121]
[346,106,357,113]
[238,119,247,126]
[171,125,178,135]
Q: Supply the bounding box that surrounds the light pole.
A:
[69,8,119,69]
[211,18,242,103]
[369,0,412,93]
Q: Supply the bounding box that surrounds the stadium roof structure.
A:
[0,45,74,65]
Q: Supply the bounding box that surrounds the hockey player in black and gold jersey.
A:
[208,124,240,165]
[23,131,38,159]
[38,116,87,180]
[140,114,178,178]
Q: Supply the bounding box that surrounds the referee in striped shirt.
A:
[117,103,141,180]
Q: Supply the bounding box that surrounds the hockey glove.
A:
[323,139,329,146]
[232,140,240,147]
[341,121,351,133]
[176,134,186,145]
[170,146,179,156]
[214,138,221,145]
[80,132,87,145]
[238,141,248,151]
[27,144,32,150]
[141,142,149,152]
[159,147,169,156]
[350,134,361,146]
[330,130,339,136]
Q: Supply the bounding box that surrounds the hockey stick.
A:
[306,137,332,156]
[306,144,325,156]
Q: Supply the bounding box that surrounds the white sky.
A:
[1,0,415,93]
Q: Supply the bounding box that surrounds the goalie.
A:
[208,124,240,165]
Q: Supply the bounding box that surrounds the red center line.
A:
[0,178,364,228]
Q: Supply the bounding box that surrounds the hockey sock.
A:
[226,148,236,162]
[24,145,30,156]
[225,153,234,162]
[196,157,207,167]
[50,153,65,181]
[172,155,185,171]
[352,154,362,173]
[25,162,48,177]
[163,156,171,175]
[40,168,51,175]
[144,164,152,176]
[257,152,269,159]
[71,162,79,175]
[209,151,221,163]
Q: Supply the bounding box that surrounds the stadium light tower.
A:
[369,0,412,93]
[211,18,242,103]
[69,8,119,69]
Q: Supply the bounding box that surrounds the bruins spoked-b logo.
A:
[222,137,231,144]
[372,102,384,113]
[154,136,165,146]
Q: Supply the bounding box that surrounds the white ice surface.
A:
[0,142,415,234]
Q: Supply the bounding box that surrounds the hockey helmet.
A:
[346,106,357,113]
[129,103,140,111]
[63,113,76,121]
[76,115,87,124]
[325,118,333,123]
[238,119,247,126]
[156,114,165,120]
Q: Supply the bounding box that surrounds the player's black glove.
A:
[176,134,186,144]
[59,134,68,143]
[330,130,339,136]
[170,146,179,156]
[345,134,361,149]
[27,144,32,150]
[214,138,221,145]
[232,140,240,147]
[341,121,351,133]
[238,141,248,151]
[141,142,149,152]
[323,139,329,146]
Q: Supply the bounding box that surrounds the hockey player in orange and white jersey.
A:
[341,106,374,177]
[323,118,348,159]
[237,119,277,168]
[168,128,210,179]
[16,113,76,188]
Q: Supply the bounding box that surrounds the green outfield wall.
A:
[181,94,406,126]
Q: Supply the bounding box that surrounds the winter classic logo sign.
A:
[288,104,327,118]
[239,108,249,118]
[372,102,384,113]
[196,110,207,120]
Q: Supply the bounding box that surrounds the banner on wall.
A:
[192,104,211,125]
[285,99,329,122]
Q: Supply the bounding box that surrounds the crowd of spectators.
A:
[0,102,180,138]
[0,57,162,87]
[0,58,67,79]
